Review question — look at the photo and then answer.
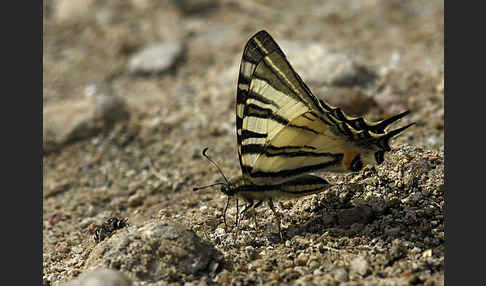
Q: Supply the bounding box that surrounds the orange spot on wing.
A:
[343,151,359,171]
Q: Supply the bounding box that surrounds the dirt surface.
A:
[43,1,444,285]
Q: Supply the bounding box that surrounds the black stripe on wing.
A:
[244,103,320,135]
[241,144,336,158]
[240,129,267,140]
[248,154,343,179]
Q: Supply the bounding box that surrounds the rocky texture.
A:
[43,83,129,154]
[84,220,222,283]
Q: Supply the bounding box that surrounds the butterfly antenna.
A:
[201,147,229,183]
[193,182,225,191]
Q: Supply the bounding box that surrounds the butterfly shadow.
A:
[279,182,443,249]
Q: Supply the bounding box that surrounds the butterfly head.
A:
[220,183,236,196]
[220,176,249,196]
[193,180,238,196]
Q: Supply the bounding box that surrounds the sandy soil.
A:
[43,1,444,285]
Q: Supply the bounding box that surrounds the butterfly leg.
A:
[254,200,264,209]
[268,199,284,241]
[241,200,254,215]
[252,200,264,231]
[223,196,231,229]
[235,199,239,228]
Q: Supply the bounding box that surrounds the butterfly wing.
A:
[236,30,413,184]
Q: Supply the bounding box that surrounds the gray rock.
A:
[363,280,377,286]
[321,214,337,226]
[337,205,374,227]
[333,268,349,282]
[43,83,129,154]
[128,41,184,74]
[350,256,370,276]
[279,40,375,87]
[84,84,129,123]
[403,157,432,188]
[193,26,238,48]
[54,0,96,23]
[84,220,223,283]
[173,0,219,15]
[374,90,408,113]
[62,268,132,286]
[317,87,376,116]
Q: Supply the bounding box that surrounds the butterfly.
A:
[194,30,413,240]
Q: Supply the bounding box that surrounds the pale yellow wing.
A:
[236,31,413,184]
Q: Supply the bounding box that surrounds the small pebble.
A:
[62,268,132,286]
[350,256,370,276]
[128,41,184,74]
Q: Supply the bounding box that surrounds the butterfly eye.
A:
[221,185,229,194]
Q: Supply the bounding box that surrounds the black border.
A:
[4,1,43,285]
[445,1,483,285]
[41,1,45,285]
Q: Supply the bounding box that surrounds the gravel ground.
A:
[43,1,444,285]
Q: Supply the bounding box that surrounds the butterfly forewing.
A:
[236,31,323,179]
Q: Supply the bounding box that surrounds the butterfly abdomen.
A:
[228,174,332,201]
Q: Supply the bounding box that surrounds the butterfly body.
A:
[222,174,331,201]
